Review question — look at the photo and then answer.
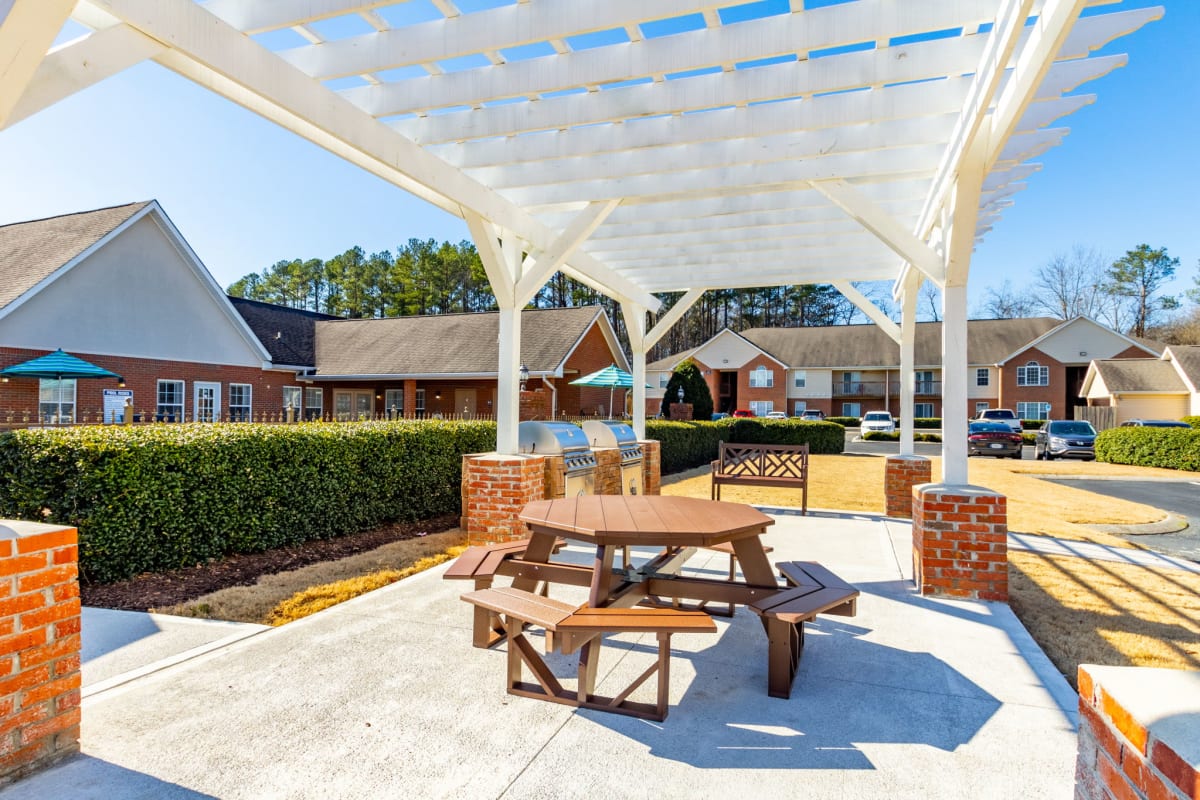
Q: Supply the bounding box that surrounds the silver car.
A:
[1034,420,1097,461]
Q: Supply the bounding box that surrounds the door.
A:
[355,392,374,419]
[454,389,476,418]
[335,390,375,420]
[194,382,221,422]
[719,371,738,414]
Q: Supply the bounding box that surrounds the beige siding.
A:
[693,330,771,369]
[787,368,832,399]
[1113,394,1190,424]
[1037,318,1147,364]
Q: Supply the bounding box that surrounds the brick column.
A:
[518,391,547,421]
[592,448,622,495]
[911,484,1007,601]
[884,455,931,518]
[1076,665,1200,800]
[0,521,81,785]
[461,454,546,545]
[403,380,417,419]
[640,440,661,496]
[668,403,693,421]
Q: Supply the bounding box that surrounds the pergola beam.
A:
[0,0,75,128]
[830,281,900,344]
[645,289,705,351]
[514,199,619,307]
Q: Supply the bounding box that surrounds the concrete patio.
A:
[2,510,1079,799]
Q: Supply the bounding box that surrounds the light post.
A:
[676,385,684,404]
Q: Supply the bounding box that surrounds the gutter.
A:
[542,376,558,418]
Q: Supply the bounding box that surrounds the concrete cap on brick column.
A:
[468,453,543,463]
[886,454,930,463]
[914,483,1004,498]
[1080,664,1200,766]
[0,520,75,539]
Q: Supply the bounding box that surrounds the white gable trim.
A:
[680,327,788,371]
[556,308,631,376]
[996,316,1158,365]
[1163,347,1200,394]
[0,201,274,365]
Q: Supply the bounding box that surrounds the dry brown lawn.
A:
[664,453,1200,686]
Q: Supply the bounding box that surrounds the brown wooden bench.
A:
[711,442,809,513]
[444,538,567,647]
[749,560,859,698]
[461,586,716,721]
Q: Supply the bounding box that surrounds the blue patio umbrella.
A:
[1,349,122,423]
[569,364,649,418]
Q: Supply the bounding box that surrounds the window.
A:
[1016,361,1049,386]
[749,400,773,416]
[229,384,252,422]
[975,401,990,415]
[39,378,75,423]
[914,371,935,394]
[793,400,807,416]
[282,386,302,420]
[415,389,426,416]
[914,402,934,418]
[156,380,184,422]
[976,368,990,387]
[749,365,773,388]
[384,389,404,418]
[658,373,669,388]
[334,391,353,421]
[304,387,323,421]
[793,370,806,388]
[842,402,861,418]
[1016,401,1051,421]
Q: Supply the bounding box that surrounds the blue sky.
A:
[0,1,1194,315]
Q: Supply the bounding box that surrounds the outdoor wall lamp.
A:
[434,390,441,400]
[519,363,529,391]
[117,377,126,388]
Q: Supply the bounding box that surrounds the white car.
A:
[973,408,1022,433]
[860,411,896,433]
[764,411,788,419]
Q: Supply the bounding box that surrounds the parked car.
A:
[1119,419,1192,428]
[798,409,825,420]
[860,411,895,433]
[968,421,1023,459]
[1034,419,1097,460]
[711,412,730,421]
[973,408,1022,433]
[732,409,754,418]
[764,411,788,419]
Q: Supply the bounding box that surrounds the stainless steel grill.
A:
[582,420,643,496]
[518,421,596,497]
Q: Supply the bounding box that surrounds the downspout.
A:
[542,376,558,419]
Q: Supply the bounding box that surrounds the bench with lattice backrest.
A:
[711,442,808,513]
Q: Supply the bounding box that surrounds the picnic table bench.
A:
[711,442,809,513]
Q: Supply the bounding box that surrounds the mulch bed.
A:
[80,513,460,612]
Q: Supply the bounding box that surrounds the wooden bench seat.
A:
[461,586,716,721]
[748,560,859,699]
[711,442,809,513]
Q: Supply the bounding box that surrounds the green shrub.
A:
[861,431,942,442]
[0,421,496,583]
[1020,419,1046,430]
[825,416,857,427]
[911,418,940,429]
[1183,416,1200,429]
[1094,427,1200,471]
[729,419,844,453]
[646,418,843,474]
[660,359,713,420]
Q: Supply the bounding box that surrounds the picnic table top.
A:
[519,495,774,548]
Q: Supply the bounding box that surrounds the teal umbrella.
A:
[1,349,122,423]
[570,364,649,418]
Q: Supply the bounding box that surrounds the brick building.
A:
[647,317,1160,420]
[0,202,628,424]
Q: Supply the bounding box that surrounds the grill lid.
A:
[581,420,638,449]
[518,421,590,455]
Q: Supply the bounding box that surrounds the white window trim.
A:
[975,401,990,414]
[229,383,252,422]
[976,368,990,387]
[1017,401,1051,420]
[750,365,774,389]
[1016,361,1049,387]
[385,389,404,417]
[749,400,774,416]
[914,402,934,418]
[415,388,426,414]
[793,400,807,415]
[304,387,323,421]
[39,378,76,423]
[793,370,806,389]
[282,386,303,419]
[842,402,861,418]
[156,379,185,422]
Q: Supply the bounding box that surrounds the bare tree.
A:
[980,280,1038,319]
[1033,245,1107,319]
[919,280,941,322]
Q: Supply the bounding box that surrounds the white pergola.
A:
[0,0,1159,484]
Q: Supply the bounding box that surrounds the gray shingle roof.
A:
[1093,359,1188,393]
[314,305,605,376]
[1168,345,1200,390]
[228,297,337,367]
[0,202,150,311]
[648,318,1062,370]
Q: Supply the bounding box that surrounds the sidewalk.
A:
[6,512,1079,799]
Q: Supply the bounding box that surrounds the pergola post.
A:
[940,282,969,485]
[621,302,648,441]
[898,275,918,456]
[495,302,521,455]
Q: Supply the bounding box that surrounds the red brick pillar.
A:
[1076,665,1200,800]
[403,380,417,419]
[885,455,931,518]
[461,454,546,545]
[668,403,693,421]
[0,521,81,784]
[592,449,621,495]
[518,391,547,421]
[640,440,661,496]
[911,484,1007,601]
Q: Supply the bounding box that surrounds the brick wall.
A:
[884,456,931,518]
[668,403,693,421]
[593,449,622,495]
[738,358,788,414]
[0,347,290,423]
[911,484,1008,601]
[0,521,81,785]
[999,346,1065,416]
[640,440,661,496]
[519,391,548,421]
[460,454,546,545]
[560,323,626,416]
[1076,664,1200,800]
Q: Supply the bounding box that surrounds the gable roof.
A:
[229,297,337,368]
[0,202,150,312]
[996,316,1162,364]
[651,317,1061,370]
[1165,345,1200,392]
[313,306,615,378]
[1088,359,1188,395]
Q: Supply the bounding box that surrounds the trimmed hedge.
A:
[0,421,497,583]
[646,418,844,475]
[862,431,941,442]
[1094,427,1200,471]
[1183,416,1200,429]
[825,416,857,427]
